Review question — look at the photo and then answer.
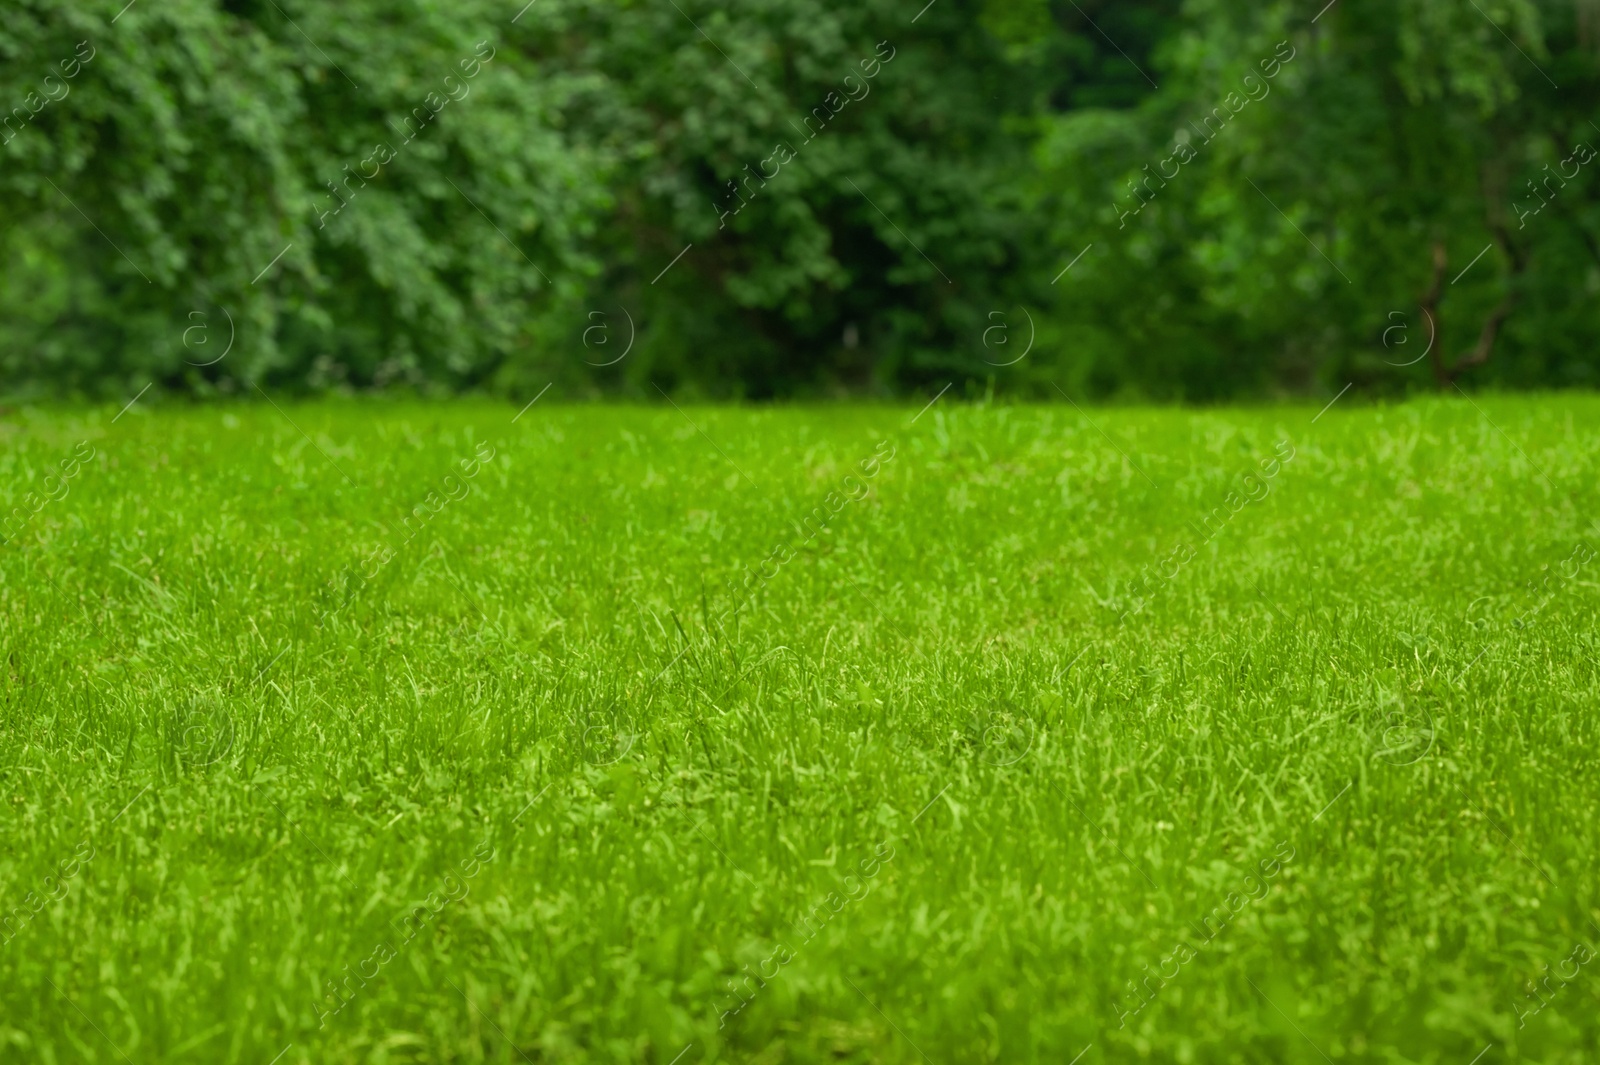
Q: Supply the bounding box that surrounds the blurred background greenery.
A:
[1,0,1596,401]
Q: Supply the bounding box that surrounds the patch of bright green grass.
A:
[2,395,1598,1064]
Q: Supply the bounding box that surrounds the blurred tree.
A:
[1029,0,1600,398]
[509,0,1044,398]
[0,0,597,396]
[1,0,1597,399]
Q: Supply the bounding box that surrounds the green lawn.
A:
[2,394,1598,1064]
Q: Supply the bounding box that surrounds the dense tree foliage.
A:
[1033,0,1600,399]
[1,0,1597,398]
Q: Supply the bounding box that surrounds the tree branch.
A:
[1420,241,1449,388]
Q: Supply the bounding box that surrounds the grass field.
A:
[2,394,1598,1064]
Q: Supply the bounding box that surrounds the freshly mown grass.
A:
[1,393,1597,1064]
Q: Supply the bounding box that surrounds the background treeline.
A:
[1,0,1597,400]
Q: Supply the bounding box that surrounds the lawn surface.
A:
[2,395,1598,1064]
